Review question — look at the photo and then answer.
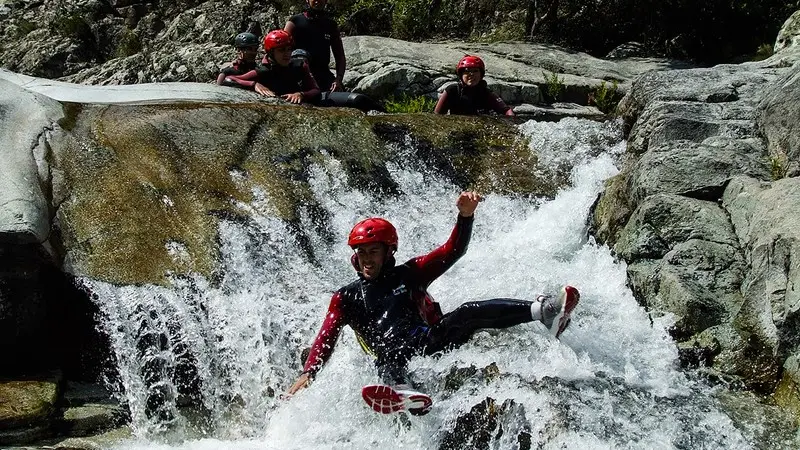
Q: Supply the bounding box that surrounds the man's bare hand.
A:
[330,80,343,92]
[457,191,482,217]
[286,372,311,396]
[282,92,304,104]
[255,83,276,97]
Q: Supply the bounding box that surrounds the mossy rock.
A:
[52,102,568,286]
[0,378,60,428]
[588,173,631,248]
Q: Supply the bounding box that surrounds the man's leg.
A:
[424,286,580,354]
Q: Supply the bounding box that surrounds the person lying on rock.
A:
[284,0,346,93]
[221,30,320,104]
[286,191,579,416]
[434,55,516,117]
[216,32,260,85]
[290,49,385,113]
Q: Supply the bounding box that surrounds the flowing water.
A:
[82,118,792,449]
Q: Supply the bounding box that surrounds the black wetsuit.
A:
[221,58,321,100]
[303,215,535,385]
[288,9,342,91]
[435,80,513,116]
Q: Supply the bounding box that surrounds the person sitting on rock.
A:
[216,32,260,85]
[434,55,515,117]
[222,30,320,105]
[284,0,346,92]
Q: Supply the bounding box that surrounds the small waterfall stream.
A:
[82,118,787,449]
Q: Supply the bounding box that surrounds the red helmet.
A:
[348,218,398,249]
[457,55,485,75]
[263,30,293,52]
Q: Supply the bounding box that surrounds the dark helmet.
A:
[457,55,485,76]
[234,32,259,49]
[263,30,294,53]
[348,218,398,250]
[291,49,310,61]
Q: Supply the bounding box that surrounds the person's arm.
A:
[288,292,346,395]
[299,63,321,101]
[223,69,259,89]
[216,72,226,85]
[434,90,449,114]
[407,191,481,286]
[284,20,296,35]
[487,90,514,116]
[330,28,346,92]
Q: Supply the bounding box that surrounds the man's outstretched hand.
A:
[457,191,482,217]
[286,372,311,397]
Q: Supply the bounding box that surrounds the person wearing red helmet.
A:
[221,30,320,104]
[284,0,346,92]
[434,55,515,116]
[286,191,579,415]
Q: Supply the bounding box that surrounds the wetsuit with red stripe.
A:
[221,59,321,100]
[303,214,536,385]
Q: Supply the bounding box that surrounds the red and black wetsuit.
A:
[303,215,535,385]
[222,59,321,100]
[287,8,344,91]
[434,80,514,116]
[216,58,258,86]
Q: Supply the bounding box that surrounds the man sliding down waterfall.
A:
[286,192,580,416]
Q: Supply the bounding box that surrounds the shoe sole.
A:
[550,285,580,339]
[361,384,432,415]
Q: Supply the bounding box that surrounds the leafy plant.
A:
[384,94,437,113]
[592,80,620,114]
[116,30,142,58]
[770,154,789,180]
[542,70,565,103]
[752,43,773,61]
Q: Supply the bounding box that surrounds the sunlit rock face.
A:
[590,22,800,403]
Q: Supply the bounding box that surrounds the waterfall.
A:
[84,118,771,449]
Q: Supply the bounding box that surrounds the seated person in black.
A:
[434,55,515,117]
[284,0,345,92]
[291,49,384,112]
[221,30,320,104]
[216,32,260,85]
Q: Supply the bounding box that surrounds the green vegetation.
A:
[752,43,774,61]
[384,94,437,113]
[332,0,799,64]
[50,14,93,42]
[16,19,37,37]
[770,154,789,180]
[542,70,565,103]
[592,80,621,114]
[116,30,142,58]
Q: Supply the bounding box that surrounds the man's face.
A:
[237,46,258,61]
[273,46,292,66]
[308,0,328,9]
[355,242,388,280]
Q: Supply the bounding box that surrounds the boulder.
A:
[775,10,800,54]
[0,376,60,438]
[625,138,769,207]
[757,62,800,178]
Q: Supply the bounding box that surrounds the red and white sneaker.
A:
[537,285,580,339]
[361,384,433,416]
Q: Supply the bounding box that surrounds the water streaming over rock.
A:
[82,118,780,449]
